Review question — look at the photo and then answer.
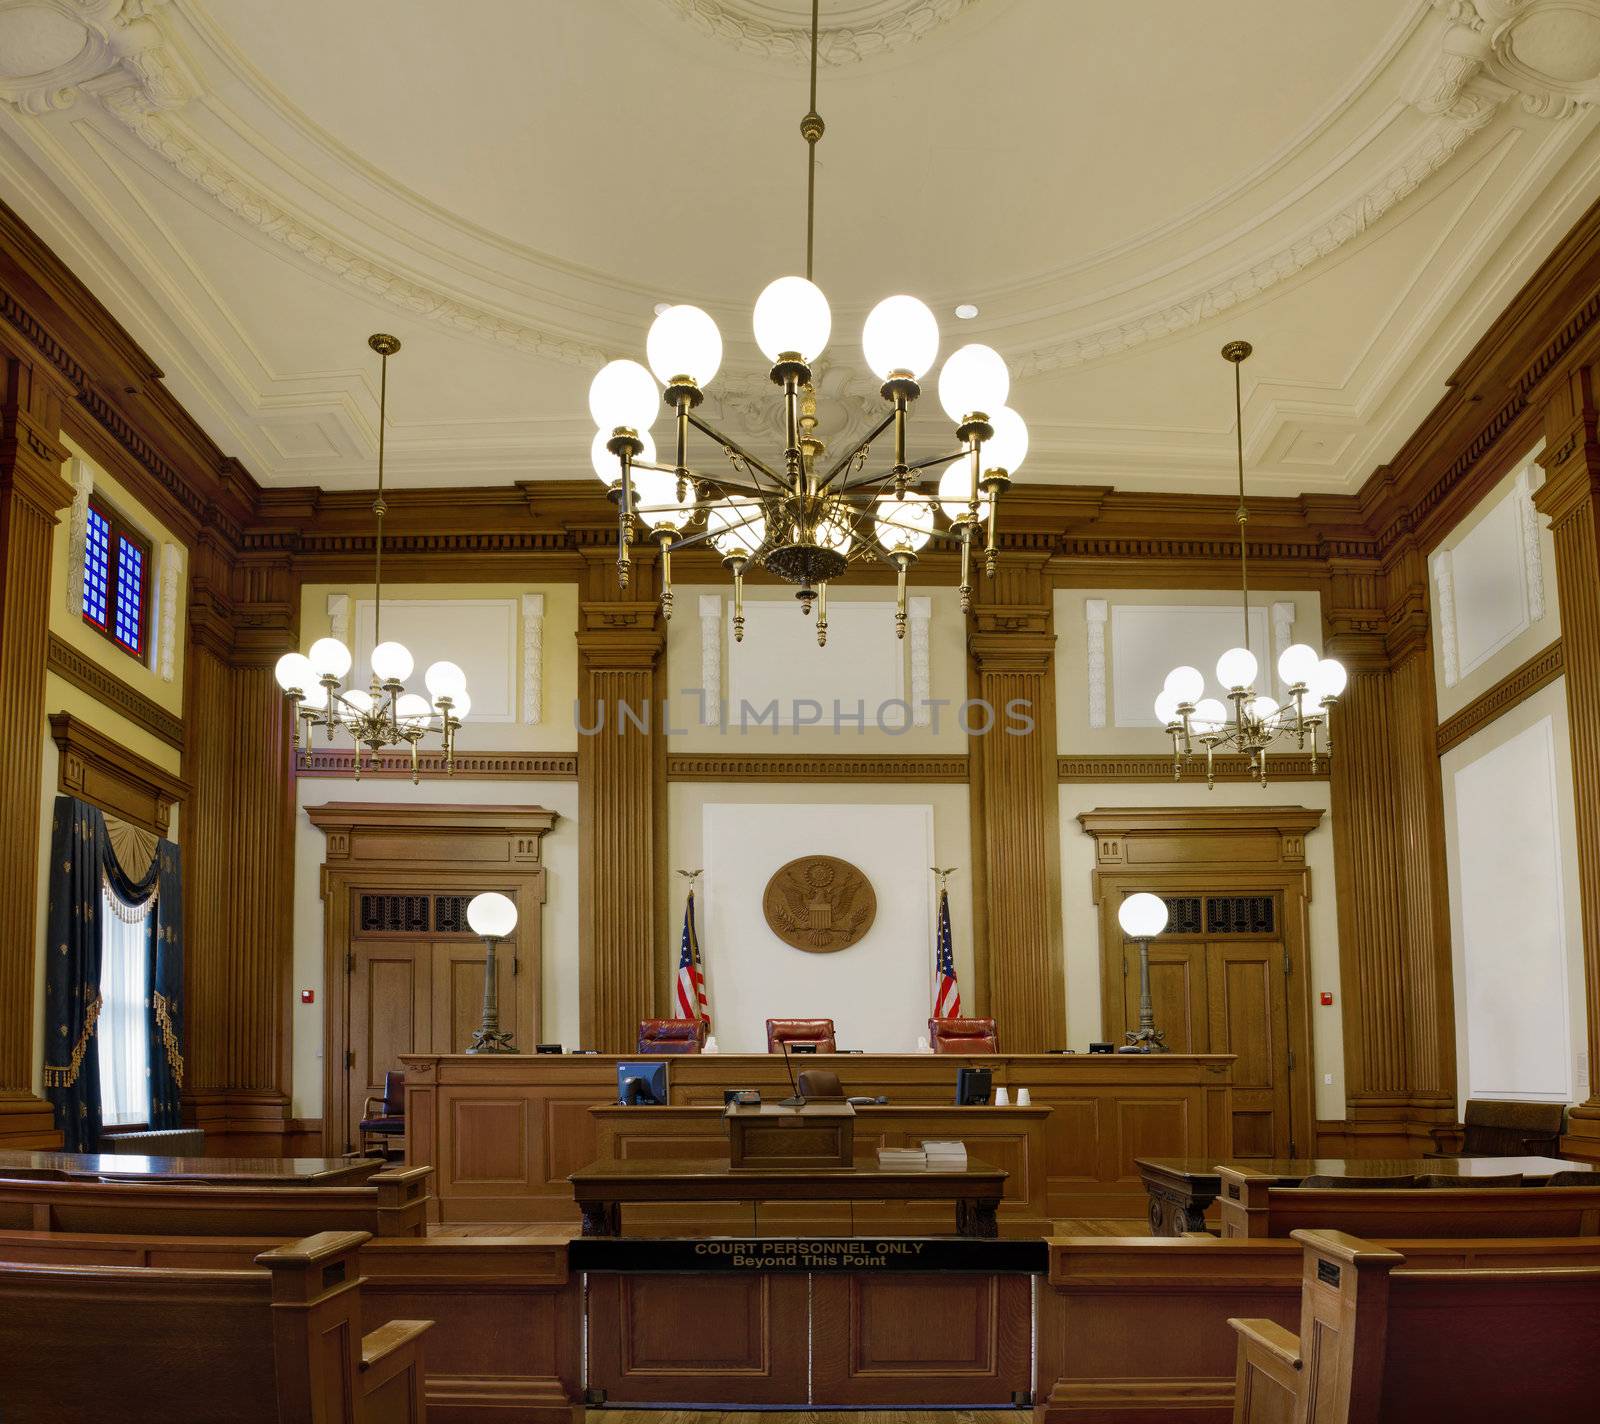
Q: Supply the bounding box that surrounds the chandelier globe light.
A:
[586,0,1024,647]
[1155,341,1346,787]
[273,334,469,782]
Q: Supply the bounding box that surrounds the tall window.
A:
[81,499,151,662]
[97,885,152,1127]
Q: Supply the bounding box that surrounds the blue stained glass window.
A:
[115,536,144,653]
[82,506,110,628]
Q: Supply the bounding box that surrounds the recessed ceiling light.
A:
[653,302,672,316]
[954,303,979,320]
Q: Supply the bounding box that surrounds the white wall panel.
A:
[1448,489,1532,679]
[354,597,518,722]
[701,802,935,1052]
[1110,604,1270,727]
[1453,717,1572,1101]
[727,601,906,726]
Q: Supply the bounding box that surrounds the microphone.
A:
[779,1038,807,1108]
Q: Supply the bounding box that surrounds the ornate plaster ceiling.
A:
[1,0,1599,494]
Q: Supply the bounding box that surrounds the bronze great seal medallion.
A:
[762,855,877,953]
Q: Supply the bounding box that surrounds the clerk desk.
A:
[401,1051,1234,1225]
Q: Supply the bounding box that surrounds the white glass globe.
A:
[1163,665,1205,706]
[707,496,767,558]
[1153,689,1182,727]
[446,688,472,720]
[937,458,992,523]
[983,406,1029,475]
[1312,657,1348,701]
[1251,694,1281,723]
[1276,642,1319,688]
[1193,697,1228,734]
[937,343,1010,423]
[395,692,431,728]
[300,681,329,712]
[370,640,414,684]
[590,428,657,486]
[466,890,518,939]
[424,660,467,702]
[1118,891,1169,939]
[274,651,315,694]
[861,294,940,380]
[632,467,697,531]
[1216,645,1258,691]
[307,636,352,680]
[587,359,658,433]
[340,688,373,724]
[874,493,935,554]
[646,304,722,387]
[752,276,831,364]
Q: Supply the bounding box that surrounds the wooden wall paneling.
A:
[47,712,189,834]
[576,544,666,1052]
[0,332,74,1145]
[1435,639,1565,754]
[1536,365,1600,1162]
[968,551,1066,1052]
[45,632,185,749]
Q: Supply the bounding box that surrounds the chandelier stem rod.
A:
[803,0,821,283]
[1233,350,1248,653]
[374,346,387,651]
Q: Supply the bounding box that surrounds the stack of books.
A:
[877,1146,927,1170]
[922,1140,968,1170]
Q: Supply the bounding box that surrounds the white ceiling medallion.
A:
[1434,0,1600,118]
[0,0,191,115]
[659,0,985,65]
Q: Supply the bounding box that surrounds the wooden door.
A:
[348,940,430,1144]
[1204,940,1293,1159]
[1120,942,1207,1053]
[432,940,518,1053]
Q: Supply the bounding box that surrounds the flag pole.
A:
[931,866,957,1017]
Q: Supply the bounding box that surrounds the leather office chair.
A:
[1427,1098,1565,1157]
[358,1070,406,1158]
[1300,1175,1419,1189]
[1416,1173,1523,1188]
[928,1016,998,1054]
[1546,1170,1597,1186]
[796,1069,845,1099]
[766,1017,837,1053]
[637,1018,708,1054]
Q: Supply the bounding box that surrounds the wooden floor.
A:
[427,1218,1148,1239]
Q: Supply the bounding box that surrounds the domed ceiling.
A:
[1,0,1599,493]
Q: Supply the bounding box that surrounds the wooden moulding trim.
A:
[1058,753,1329,782]
[45,632,184,750]
[295,748,577,780]
[1435,639,1565,755]
[48,711,189,835]
[665,753,970,782]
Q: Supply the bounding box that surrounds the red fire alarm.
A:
[1319,991,1333,1006]
[300,988,315,1004]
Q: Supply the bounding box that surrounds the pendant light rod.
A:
[802,0,823,282]
[1223,339,1252,652]
[369,332,401,650]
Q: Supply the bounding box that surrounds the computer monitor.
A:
[955,1067,992,1106]
[790,1043,819,1054]
[616,1061,668,1105]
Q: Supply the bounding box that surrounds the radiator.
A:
[100,1128,205,1156]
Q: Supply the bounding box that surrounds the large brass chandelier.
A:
[1154,341,1347,786]
[273,335,471,780]
[587,0,1027,647]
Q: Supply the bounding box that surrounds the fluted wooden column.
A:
[0,344,72,1143]
[1325,562,1456,1148]
[1536,365,1600,1153]
[968,553,1066,1053]
[577,545,665,1052]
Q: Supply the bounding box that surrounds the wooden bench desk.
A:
[0,1150,380,1187]
[569,1157,1007,1238]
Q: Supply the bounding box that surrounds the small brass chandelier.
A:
[587,0,1027,647]
[273,335,471,781]
[1155,341,1347,787]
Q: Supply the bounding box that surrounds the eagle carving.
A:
[762,855,877,953]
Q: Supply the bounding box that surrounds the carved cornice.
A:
[1435,638,1565,754]
[659,0,980,65]
[49,711,189,835]
[45,632,184,750]
[1058,753,1330,783]
[665,753,969,782]
[294,749,577,780]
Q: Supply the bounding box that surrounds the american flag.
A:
[675,887,710,1023]
[932,882,961,1019]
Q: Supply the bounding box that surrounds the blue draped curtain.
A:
[42,795,184,1150]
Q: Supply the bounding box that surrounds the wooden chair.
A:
[1428,1098,1564,1157]
[636,1018,708,1054]
[0,1229,430,1423]
[796,1069,845,1099]
[928,1016,999,1053]
[1229,1228,1600,1422]
[765,1017,837,1053]
[359,1070,407,1159]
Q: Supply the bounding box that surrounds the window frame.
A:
[81,496,153,663]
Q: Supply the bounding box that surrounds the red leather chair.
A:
[929,1016,998,1053]
[637,1018,708,1054]
[766,1017,837,1053]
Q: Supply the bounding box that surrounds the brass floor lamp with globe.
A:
[465,891,519,1054]
[1117,892,1171,1053]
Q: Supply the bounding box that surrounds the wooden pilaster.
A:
[0,339,72,1144]
[967,553,1066,1053]
[577,545,666,1052]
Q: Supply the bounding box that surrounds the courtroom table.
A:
[570,1157,1007,1238]
[403,1050,1233,1226]
[1136,1154,1593,1235]
[0,1151,380,1186]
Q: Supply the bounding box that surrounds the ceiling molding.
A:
[657,0,985,66]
